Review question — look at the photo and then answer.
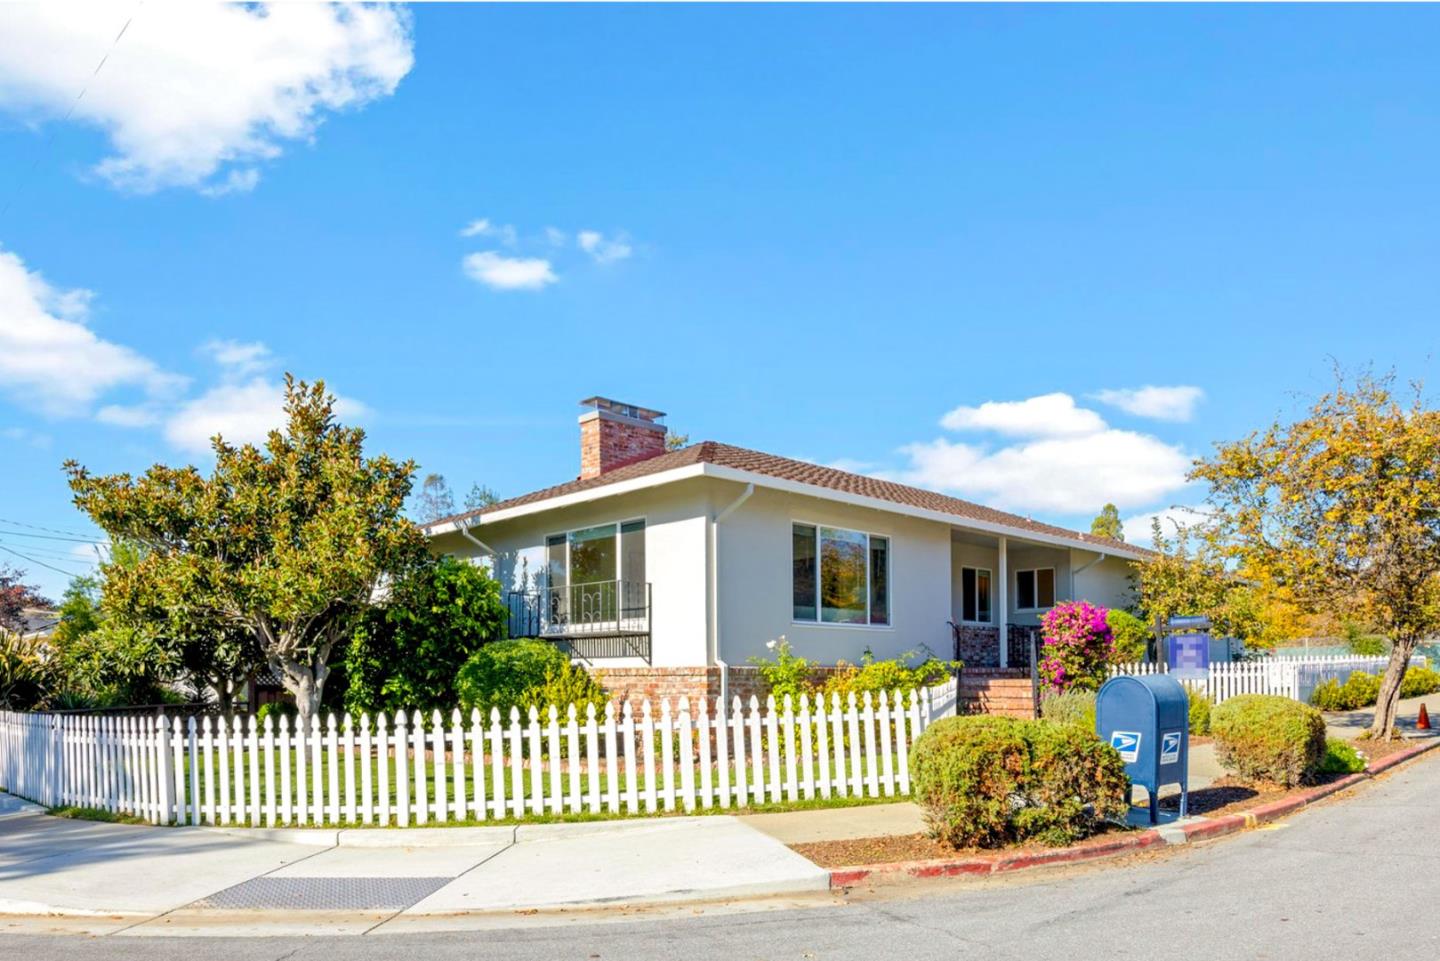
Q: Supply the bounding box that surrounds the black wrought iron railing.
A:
[507,580,651,661]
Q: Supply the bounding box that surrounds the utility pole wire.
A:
[0,5,140,222]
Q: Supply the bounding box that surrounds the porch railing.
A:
[507,579,651,661]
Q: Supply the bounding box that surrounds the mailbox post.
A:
[1096,674,1189,824]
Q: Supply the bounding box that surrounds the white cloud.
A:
[1092,385,1205,422]
[459,218,518,246]
[1121,505,1208,548]
[164,376,368,454]
[544,227,568,247]
[202,339,273,377]
[0,3,413,193]
[891,392,1194,514]
[577,230,633,265]
[0,247,185,417]
[462,251,557,291]
[939,392,1107,437]
[897,432,1192,514]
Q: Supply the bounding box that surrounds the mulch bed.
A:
[1157,776,1295,818]
[792,825,1130,869]
[1350,736,1416,764]
[794,738,1431,869]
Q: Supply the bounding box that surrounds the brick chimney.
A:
[578,397,668,479]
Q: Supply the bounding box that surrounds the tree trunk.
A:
[1369,635,1418,740]
[273,659,326,732]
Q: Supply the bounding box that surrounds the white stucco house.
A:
[425,397,1150,706]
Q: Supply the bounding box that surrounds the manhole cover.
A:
[189,876,452,911]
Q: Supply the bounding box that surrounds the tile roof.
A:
[429,441,1150,558]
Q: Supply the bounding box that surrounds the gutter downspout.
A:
[710,483,755,705]
[456,517,497,559]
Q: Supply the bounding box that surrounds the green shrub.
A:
[344,556,507,715]
[910,715,1128,849]
[527,662,609,719]
[1039,689,1097,732]
[820,648,958,702]
[1400,665,1440,699]
[456,639,568,715]
[1106,609,1150,664]
[1185,685,1212,736]
[1317,738,1366,776]
[1211,694,1326,787]
[747,638,817,704]
[1310,671,1385,712]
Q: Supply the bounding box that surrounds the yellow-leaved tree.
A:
[1192,373,1440,739]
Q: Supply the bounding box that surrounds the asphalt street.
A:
[4,749,1436,960]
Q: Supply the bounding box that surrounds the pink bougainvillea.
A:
[1038,600,1114,693]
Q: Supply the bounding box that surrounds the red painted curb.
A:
[1247,795,1306,824]
[1180,814,1247,842]
[1366,738,1439,775]
[825,736,1440,890]
[826,830,1164,888]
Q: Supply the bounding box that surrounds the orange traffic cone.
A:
[1418,704,1431,731]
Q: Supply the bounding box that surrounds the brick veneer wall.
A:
[960,668,1036,718]
[951,624,1044,672]
[590,665,848,707]
[579,414,666,479]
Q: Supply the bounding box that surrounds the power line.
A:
[0,516,101,539]
[0,5,140,222]
[0,528,107,545]
[0,543,90,579]
[0,540,100,563]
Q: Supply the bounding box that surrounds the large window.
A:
[547,521,646,587]
[1015,567,1055,611]
[960,567,991,623]
[792,523,889,625]
[545,521,647,626]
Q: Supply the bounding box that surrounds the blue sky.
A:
[1,4,1437,600]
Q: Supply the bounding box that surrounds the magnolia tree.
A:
[66,377,426,727]
[1192,373,1440,739]
[1038,600,1114,693]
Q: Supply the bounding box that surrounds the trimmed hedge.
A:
[455,639,608,717]
[910,715,1129,849]
[1310,666,1440,712]
[1211,694,1326,787]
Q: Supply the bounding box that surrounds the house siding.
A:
[712,481,953,667]
[428,477,713,668]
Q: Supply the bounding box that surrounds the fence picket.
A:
[0,676,986,829]
[621,702,639,813]
[603,703,621,813]
[678,697,696,812]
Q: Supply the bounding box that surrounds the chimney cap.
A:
[578,396,666,423]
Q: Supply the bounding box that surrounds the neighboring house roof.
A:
[13,607,60,638]
[426,441,1153,561]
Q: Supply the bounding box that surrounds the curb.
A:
[828,736,1440,890]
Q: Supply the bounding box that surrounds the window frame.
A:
[1014,566,1056,612]
[959,566,993,625]
[790,519,893,630]
[543,516,648,588]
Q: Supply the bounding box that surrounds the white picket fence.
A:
[0,681,957,827]
[1108,655,1405,704]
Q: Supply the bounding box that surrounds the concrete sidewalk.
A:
[0,804,828,933]
[1323,691,1440,741]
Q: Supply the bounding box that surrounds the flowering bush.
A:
[1038,601,1114,693]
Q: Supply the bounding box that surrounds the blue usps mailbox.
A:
[1095,674,1189,824]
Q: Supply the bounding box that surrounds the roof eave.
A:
[424,460,1151,562]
